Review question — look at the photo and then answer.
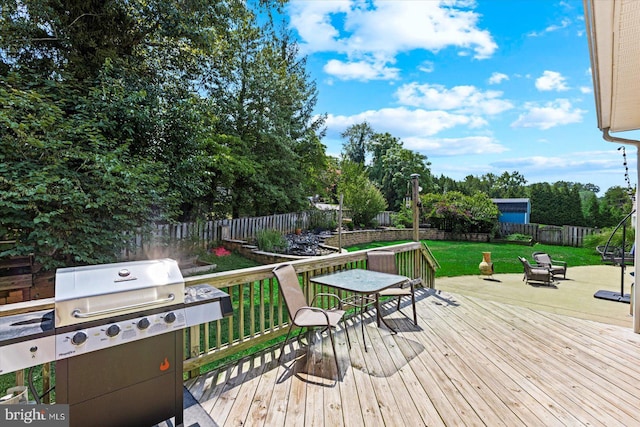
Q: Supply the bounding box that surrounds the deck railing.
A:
[181,242,436,377]
[0,242,436,394]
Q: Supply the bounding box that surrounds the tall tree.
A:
[495,171,527,198]
[204,10,325,217]
[367,132,431,210]
[341,122,373,164]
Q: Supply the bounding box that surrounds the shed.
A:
[491,198,530,224]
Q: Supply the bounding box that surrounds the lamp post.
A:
[411,174,420,242]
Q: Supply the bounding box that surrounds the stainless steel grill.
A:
[0,258,232,427]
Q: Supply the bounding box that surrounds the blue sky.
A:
[283,0,637,195]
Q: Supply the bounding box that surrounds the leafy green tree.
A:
[204,12,324,217]
[582,193,602,228]
[0,73,169,269]
[527,183,554,225]
[461,174,492,196]
[600,186,634,227]
[420,191,498,233]
[337,161,387,227]
[432,175,463,194]
[495,171,527,198]
[341,122,374,165]
[367,132,432,210]
[468,192,501,233]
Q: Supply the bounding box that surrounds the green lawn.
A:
[345,239,602,277]
[197,251,262,272]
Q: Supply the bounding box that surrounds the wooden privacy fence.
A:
[122,210,394,259]
[499,222,598,247]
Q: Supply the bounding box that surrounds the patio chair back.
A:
[532,252,567,279]
[532,252,552,267]
[367,250,398,274]
[273,264,307,320]
[367,250,418,326]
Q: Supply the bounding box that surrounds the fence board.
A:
[122,210,395,259]
[499,223,597,247]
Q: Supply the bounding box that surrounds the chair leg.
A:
[411,292,417,326]
[278,323,296,363]
[328,328,340,378]
[376,294,381,327]
[342,319,351,349]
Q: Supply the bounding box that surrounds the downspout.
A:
[602,128,640,333]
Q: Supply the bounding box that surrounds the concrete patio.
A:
[434,264,634,328]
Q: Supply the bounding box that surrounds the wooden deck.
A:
[185,288,640,426]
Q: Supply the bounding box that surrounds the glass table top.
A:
[310,269,408,293]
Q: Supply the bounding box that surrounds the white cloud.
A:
[404,136,508,156]
[288,0,497,81]
[418,61,434,73]
[510,99,586,130]
[492,150,631,172]
[528,17,572,37]
[395,83,514,115]
[580,86,592,94]
[286,1,352,54]
[324,59,400,81]
[488,72,509,85]
[325,107,485,139]
[535,71,569,91]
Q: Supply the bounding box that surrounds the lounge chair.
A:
[518,256,554,286]
[532,252,567,279]
[367,250,420,327]
[272,264,350,376]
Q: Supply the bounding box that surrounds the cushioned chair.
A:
[532,252,567,279]
[273,264,350,375]
[518,256,554,286]
[367,250,420,327]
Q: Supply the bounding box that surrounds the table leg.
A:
[360,295,367,352]
[376,295,398,334]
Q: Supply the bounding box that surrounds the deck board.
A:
[188,288,640,426]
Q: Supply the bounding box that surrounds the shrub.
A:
[391,205,413,228]
[338,161,388,228]
[583,227,635,251]
[308,209,337,232]
[256,229,287,252]
[505,233,532,242]
[420,191,499,234]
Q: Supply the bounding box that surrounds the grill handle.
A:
[71,294,176,319]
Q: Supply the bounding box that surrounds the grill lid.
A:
[55,259,183,302]
[54,259,185,327]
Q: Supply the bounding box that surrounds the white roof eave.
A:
[585,0,640,134]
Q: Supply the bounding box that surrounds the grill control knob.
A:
[106,324,121,337]
[30,346,38,353]
[137,318,151,330]
[164,312,177,324]
[71,331,88,346]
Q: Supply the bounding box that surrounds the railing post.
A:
[411,174,420,242]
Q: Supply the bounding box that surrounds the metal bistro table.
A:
[310,268,409,351]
